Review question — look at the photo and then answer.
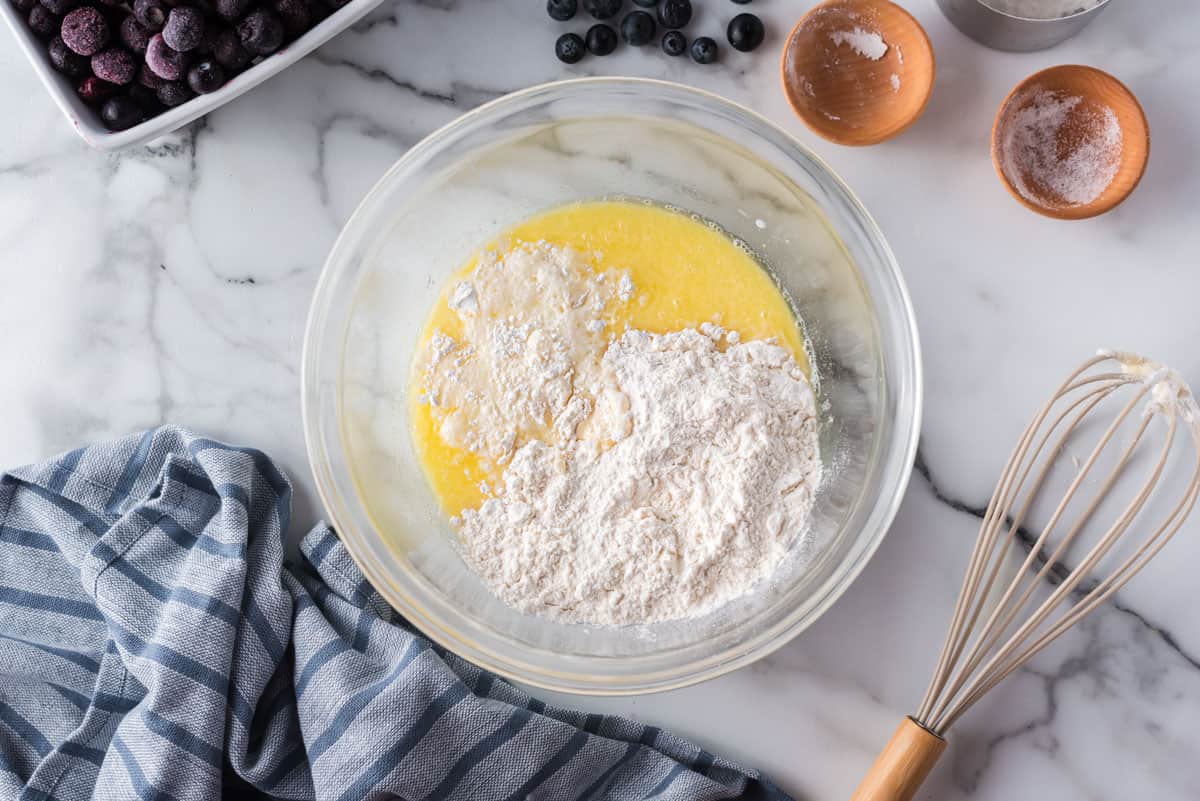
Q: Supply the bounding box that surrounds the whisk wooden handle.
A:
[848,717,946,801]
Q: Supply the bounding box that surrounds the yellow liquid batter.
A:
[412,200,808,516]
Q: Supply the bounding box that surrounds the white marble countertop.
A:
[2,0,1199,798]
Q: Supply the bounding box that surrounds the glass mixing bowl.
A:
[302,78,922,695]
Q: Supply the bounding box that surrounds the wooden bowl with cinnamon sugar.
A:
[992,65,1149,220]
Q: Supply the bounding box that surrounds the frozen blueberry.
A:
[27,4,58,39]
[40,0,77,15]
[690,35,716,63]
[100,94,143,129]
[211,26,250,69]
[655,0,689,29]
[76,75,116,104]
[554,31,584,63]
[91,46,136,83]
[126,82,163,112]
[271,0,309,38]
[582,0,619,20]
[620,9,653,45]
[585,23,615,55]
[546,0,574,21]
[726,12,763,52]
[49,35,90,76]
[145,32,189,78]
[186,58,223,92]
[133,0,165,30]
[137,63,163,87]
[11,0,37,14]
[214,0,247,18]
[162,6,202,51]
[156,79,193,106]
[660,28,685,56]
[61,6,109,54]
[236,8,283,55]
[118,14,150,52]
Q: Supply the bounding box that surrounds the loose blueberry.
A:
[119,14,150,52]
[236,8,283,54]
[545,0,574,21]
[585,23,616,55]
[271,0,309,37]
[91,46,136,83]
[61,6,109,54]
[726,12,763,52]
[76,75,116,104]
[162,5,202,50]
[660,28,685,56]
[49,35,90,76]
[620,9,653,44]
[155,79,193,106]
[655,0,689,28]
[554,31,584,63]
[27,4,58,39]
[40,0,77,15]
[211,26,250,69]
[582,0,619,20]
[186,57,223,92]
[100,94,144,129]
[214,0,247,19]
[690,35,717,63]
[133,0,165,30]
[145,32,188,78]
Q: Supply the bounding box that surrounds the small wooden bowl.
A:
[781,0,935,146]
[992,65,1149,220]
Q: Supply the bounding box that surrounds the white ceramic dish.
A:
[1,0,386,150]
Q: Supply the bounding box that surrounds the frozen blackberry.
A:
[40,0,77,15]
[236,8,283,55]
[620,9,653,45]
[76,75,116,104]
[582,0,619,20]
[585,23,616,55]
[546,0,574,21]
[726,12,763,52]
[554,31,584,63]
[271,0,309,37]
[27,4,58,39]
[211,26,250,69]
[61,6,109,54]
[162,6,202,51]
[655,0,689,29]
[49,35,90,76]
[100,94,143,129]
[91,46,136,83]
[690,35,716,63]
[133,0,165,30]
[660,28,685,56]
[156,79,193,106]
[119,14,150,52]
[186,58,223,92]
[145,32,189,78]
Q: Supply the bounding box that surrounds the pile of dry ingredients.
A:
[418,241,821,626]
[983,0,1104,19]
[997,87,1123,208]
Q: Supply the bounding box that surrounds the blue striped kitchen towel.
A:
[0,426,789,801]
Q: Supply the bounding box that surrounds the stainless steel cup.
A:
[936,0,1112,51]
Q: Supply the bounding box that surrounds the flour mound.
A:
[459,326,821,626]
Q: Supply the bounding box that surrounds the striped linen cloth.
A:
[0,426,789,801]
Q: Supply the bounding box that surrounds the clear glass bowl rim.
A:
[301,77,924,695]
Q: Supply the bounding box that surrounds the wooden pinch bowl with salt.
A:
[992,65,1149,220]
[781,0,935,146]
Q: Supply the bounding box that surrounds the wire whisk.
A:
[850,352,1200,801]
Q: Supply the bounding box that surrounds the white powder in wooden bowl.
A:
[997,88,1123,209]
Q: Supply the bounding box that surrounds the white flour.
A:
[418,242,821,626]
[829,27,889,60]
